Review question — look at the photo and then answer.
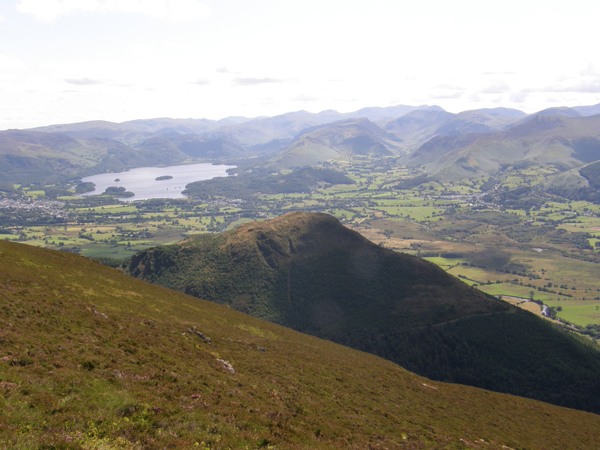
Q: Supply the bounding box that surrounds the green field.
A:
[545,300,600,326]
[4,154,600,331]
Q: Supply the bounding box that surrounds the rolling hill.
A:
[268,118,403,169]
[344,104,442,122]
[0,129,194,187]
[382,109,524,151]
[199,111,343,153]
[384,109,524,150]
[383,109,455,147]
[2,239,600,449]
[546,159,600,203]
[31,119,152,144]
[574,102,600,116]
[0,130,249,188]
[31,117,252,146]
[124,212,600,414]
[405,113,600,181]
[144,105,437,156]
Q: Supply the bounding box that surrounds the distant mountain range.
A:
[2,102,600,188]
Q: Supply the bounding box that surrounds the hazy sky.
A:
[2,0,600,129]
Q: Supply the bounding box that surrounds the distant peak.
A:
[533,106,582,118]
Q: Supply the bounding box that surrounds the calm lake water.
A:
[80,163,235,201]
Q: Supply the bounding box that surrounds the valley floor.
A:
[2,157,600,340]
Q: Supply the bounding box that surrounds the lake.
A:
[80,163,235,201]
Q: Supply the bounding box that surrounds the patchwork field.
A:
[3,156,600,335]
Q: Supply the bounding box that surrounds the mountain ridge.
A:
[405,113,600,180]
[4,102,600,186]
[269,118,403,169]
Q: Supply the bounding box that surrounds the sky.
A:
[1,0,600,129]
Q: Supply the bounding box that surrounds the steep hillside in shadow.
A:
[125,212,600,413]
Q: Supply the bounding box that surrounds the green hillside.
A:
[2,240,600,449]
[382,109,522,150]
[269,118,402,169]
[405,114,600,181]
[124,212,600,414]
[183,167,353,199]
[0,130,190,186]
[547,160,600,203]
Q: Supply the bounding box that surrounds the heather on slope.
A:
[2,239,600,449]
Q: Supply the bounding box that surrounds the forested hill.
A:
[126,212,506,329]
[125,212,600,414]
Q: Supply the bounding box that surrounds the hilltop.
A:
[125,212,600,413]
[384,109,521,149]
[2,239,600,449]
[269,118,403,169]
[126,212,505,329]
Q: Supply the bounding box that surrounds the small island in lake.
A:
[155,175,173,181]
[114,178,120,182]
[103,186,135,198]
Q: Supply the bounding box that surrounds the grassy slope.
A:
[269,119,400,169]
[124,212,600,414]
[407,114,600,180]
[1,240,600,450]
[0,130,190,185]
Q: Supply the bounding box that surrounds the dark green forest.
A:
[335,312,600,413]
[183,167,353,199]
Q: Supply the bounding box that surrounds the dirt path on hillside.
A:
[409,305,518,330]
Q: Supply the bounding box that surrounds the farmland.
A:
[2,156,600,333]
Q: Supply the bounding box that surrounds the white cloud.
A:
[294,94,319,102]
[233,77,284,86]
[546,81,600,94]
[130,43,155,57]
[480,80,510,94]
[0,54,27,72]
[427,84,464,100]
[16,0,210,23]
[481,71,516,76]
[0,14,4,22]
[428,91,464,100]
[65,77,104,86]
[433,84,465,91]
[581,64,600,77]
[469,93,482,103]
[510,92,529,104]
